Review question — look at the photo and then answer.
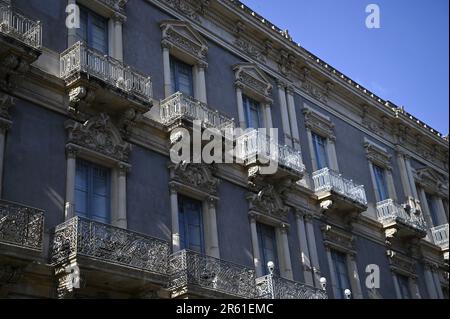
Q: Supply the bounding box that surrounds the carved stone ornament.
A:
[415,167,448,196]
[234,38,266,63]
[161,20,208,63]
[233,63,272,101]
[170,161,218,195]
[65,113,131,162]
[302,106,335,140]
[247,184,289,222]
[321,224,356,254]
[277,49,295,76]
[160,0,210,22]
[0,92,14,131]
[386,250,416,277]
[364,141,392,169]
[300,68,328,103]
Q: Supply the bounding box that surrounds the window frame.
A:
[373,163,390,201]
[76,5,109,54]
[170,55,194,97]
[257,223,280,276]
[243,94,263,129]
[178,194,205,254]
[74,158,111,224]
[331,249,352,299]
[311,132,329,170]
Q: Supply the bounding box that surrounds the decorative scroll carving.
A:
[247,184,289,222]
[387,250,416,277]
[0,265,25,287]
[65,113,131,162]
[169,161,218,195]
[161,20,208,63]
[299,68,328,102]
[0,93,14,131]
[277,49,295,76]
[415,167,448,196]
[160,0,210,22]
[233,63,272,101]
[364,141,392,169]
[235,39,266,63]
[302,107,335,140]
[321,225,356,254]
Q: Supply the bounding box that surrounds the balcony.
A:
[52,217,170,294]
[60,41,153,114]
[0,200,44,256]
[312,168,367,213]
[168,250,256,299]
[431,223,449,259]
[0,5,42,88]
[256,274,327,299]
[376,199,427,239]
[160,92,235,132]
[236,129,305,180]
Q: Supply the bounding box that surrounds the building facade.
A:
[0,0,448,299]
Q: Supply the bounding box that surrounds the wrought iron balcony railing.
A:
[0,5,42,49]
[168,249,256,298]
[160,92,235,130]
[235,129,305,175]
[256,274,327,299]
[52,217,170,276]
[60,41,153,102]
[376,199,427,232]
[312,167,367,206]
[431,223,449,249]
[0,199,44,251]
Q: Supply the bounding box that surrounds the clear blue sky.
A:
[242,0,449,134]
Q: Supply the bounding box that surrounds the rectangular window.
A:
[257,223,279,276]
[425,193,439,226]
[178,195,204,253]
[76,6,108,54]
[373,164,389,201]
[312,132,329,170]
[75,159,111,223]
[331,250,351,299]
[170,56,194,97]
[397,274,411,299]
[243,95,262,129]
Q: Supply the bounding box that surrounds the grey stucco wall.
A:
[3,98,67,231]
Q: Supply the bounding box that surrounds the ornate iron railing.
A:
[52,217,170,275]
[376,199,427,232]
[168,249,256,298]
[256,274,327,299]
[160,92,235,130]
[235,129,305,175]
[60,41,153,102]
[312,167,367,206]
[0,5,42,49]
[431,223,449,249]
[0,200,44,251]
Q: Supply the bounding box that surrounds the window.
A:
[243,95,262,129]
[257,223,279,275]
[170,56,194,97]
[312,132,329,170]
[373,164,389,201]
[331,250,351,299]
[75,159,111,223]
[178,195,204,253]
[76,6,108,54]
[397,274,411,299]
[425,193,439,226]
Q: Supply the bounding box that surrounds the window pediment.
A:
[233,63,272,103]
[415,167,448,196]
[302,106,335,140]
[169,162,218,196]
[161,20,208,64]
[321,225,356,254]
[364,140,392,169]
[65,113,131,163]
[387,250,416,277]
[247,184,289,223]
[77,0,127,20]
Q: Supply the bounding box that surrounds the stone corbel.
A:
[68,85,96,116]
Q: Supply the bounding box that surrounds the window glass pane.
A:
[77,6,108,54]
[397,275,411,299]
[331,250,351,299]
[312,133,328,169]
[75,161,89,217]
[373,164,389,201]
[425,193,439,226]
[257,223,279,275]
[243,95,261,129]
[74,160,110,223]
[76,8,88,43]
[178,196,204,253]
[170,57,194,97]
